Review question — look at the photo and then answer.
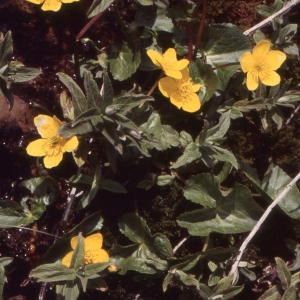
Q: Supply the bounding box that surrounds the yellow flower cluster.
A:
[147,48,201,113]
[240,40,286,91]
[26,0,79,12]
[26,115,78,169]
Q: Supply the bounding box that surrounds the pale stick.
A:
[243,0,300,36]
[229,171,300,277]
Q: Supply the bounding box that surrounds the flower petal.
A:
[158,77,177,98]
[70,236,78,250]
[169,91,183,109]
[259,70,281,87]
[174,59,189,71]
[61,0,79,2]
[181,93,201,113]
[92,249,109,264]
[192,83,201,93]
[246,69,259,90]
[27,0,44,4]
[61,251,73,268]
[240,52,254,73]
[26,139,47,157]
[163,48,177,61]
[85,233,103,250]
[252,40,270,58]
[147,50,163,68]
[61,136,79,152]
[164,69,182,79]
[43,152,63,168]
[265,50,286,70]
[41,0,62,11]
[34,115,62,138]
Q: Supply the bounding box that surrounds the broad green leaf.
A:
[83,69,103,109]
[170,253,201,272]
[172,142,202,169]
[152,233,173,260]
[58,72,87,116]
[30,263,76,282]
[184,174,221,208]
[177,183,264,236]
[208,266,224,286]
[291,270,300,286]
[134,0,152,5]
[60,91,75,121]
[179,131,193,148]
[189,60,218,104]
[258,285,281,300]
[157,174,175,186]
[256,0,283,17]
[87,0,114,18]
[211,146,238,169]
[282,286,297,300]
[217,162,232,184]
[161,125,179,150]
[109,43,141,81]
[100,70,114,113]
[70,234,85,270]
[64,279,80,300]
[174,270,199,290]
[163,272,174,292]
[2,62,41,83]
[0,256,12,299]
[200,24,251,90]
[276,257,291,290]
[84,262,111,276]
[98,179,127,193]
[0,31,13,69]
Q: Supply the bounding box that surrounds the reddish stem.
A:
[147,71,164,96]
[76,12,103,41]
[191,0,203,18]
[192,0,207,61]
[214,62,240,70]
[187,22,193,61]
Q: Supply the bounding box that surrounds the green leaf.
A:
[0,31,13,69]
[281,286,297,300]
[172,142,202,169]
[256,0,283,17]
[101,70,114,113]
[177,182,264,236]
[57,72,87,117]
[60,91,75,121]
[200,24,251,90]
[174,269,199,290]
[276,257,291,290]
[83,69,103,109]
[109,43,141,81]
[211,146,238,169]
[70,234,85,270]
[184,174,221,208]
[189,60,218,104]
[179,131,193,148]
[258,285,280,300]
[157,174,175,186]
[84,262,111,276]
[30,263,76,282]
[0,75,14,109]
[98,179,127,193]
[87,0,114,18]
[134,0,152,5]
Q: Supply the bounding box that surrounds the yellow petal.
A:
[92,249,109,263]
[41,0,62,11]
[165,69,182,79]
[181,93,201,113]
[169,91,183,109]
[27,0,45,4]
[163,48,177,61]
[192,83,201,93]
[174,59,189,71]
[61,136,79,152]
[252,40,270,58]
[240,52,254,73]
[70,236,78,250]
[158,77,177,98]
[180,67,190,81]
[26,139,47,157]
[61,0,79,2]
[61,251,73,268]
[85,233,103,250]
[147,50,163,68]
[259,70,280,86]
[265,50,286,70]
[246,69,259,90]
[43,152,63,168]
[34,115,62,138]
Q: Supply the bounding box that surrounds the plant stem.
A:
[243,0,300,36]
[213,62,240,70]
[192,0,207,61]
[173,235,191,254]
[147,71,164,96]
[229,171,300,277]
[76,12,103,41]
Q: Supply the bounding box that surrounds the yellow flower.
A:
[158,68,201,113]
[147,48,189,79]
[62,233,109,268]
[26,0,79,12]
[240,40,286,91]
[26,115,78,169]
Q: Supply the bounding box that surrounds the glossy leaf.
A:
[87,0,114,18]
[84,69,103,109]
[30,264,76,282]
[276,257,291,290]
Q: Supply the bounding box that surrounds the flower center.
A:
[84,247,94,265]
[254,57,265,72]
[43,135,62,157]
[178,82,193,103]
